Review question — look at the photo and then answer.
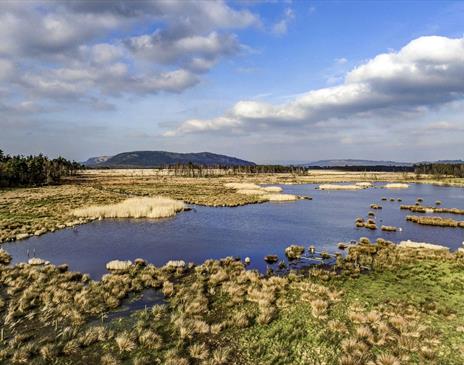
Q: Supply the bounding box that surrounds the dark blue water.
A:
[3,183,464,278]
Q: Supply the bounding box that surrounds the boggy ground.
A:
[0,241,463,365]
[3,169,464,243]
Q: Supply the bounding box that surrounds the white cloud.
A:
[166,35,464,136]
[126,31,240,72]
[0,0,259,109]
[335,57,348,65]
[272,8,295,35]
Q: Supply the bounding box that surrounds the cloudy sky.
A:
[1,0,464,163]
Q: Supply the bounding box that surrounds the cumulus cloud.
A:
[126,31,240,72]
[0,0,259,109]
[165,35,464,136]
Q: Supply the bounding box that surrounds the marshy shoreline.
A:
[1,170,464,364]
[0,239,463,364]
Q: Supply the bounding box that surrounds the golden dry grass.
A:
[262,186,283,193]
[236,189,267,195]
[265,193,298,201]
[383,183,409,189]
[398,240,449,251]
[72,197,185,219]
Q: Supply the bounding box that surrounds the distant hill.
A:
[84,156,111,166]
[301,159,414,167]
[84,151,255,167]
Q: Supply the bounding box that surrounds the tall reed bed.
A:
[224,183,298,201]
[72,197,185,219]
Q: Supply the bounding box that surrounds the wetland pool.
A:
[4,183,464,278]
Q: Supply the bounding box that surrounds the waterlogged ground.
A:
[3,183,464,277]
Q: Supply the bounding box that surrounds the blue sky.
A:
[1,0,464,163]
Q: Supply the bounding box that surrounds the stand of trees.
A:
[0,150,82,187]
[160,163,310,176]
[414,163,464,178]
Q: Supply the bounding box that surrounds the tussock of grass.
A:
[262,186,283,193]
[318,184,364,190]
[285,245,305,259]
[401,204,464,215]
[355,182,373,187]
[106,260,132,271]
[383,183,409,189]
[399,240,449,251]
[225,183,299,202]
[264,193,298,201]
[72,197,185,219]
[224,183,261,190]
[406,215,464,228]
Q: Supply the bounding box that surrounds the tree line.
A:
[414,163,464,178]
[0,150,82,187]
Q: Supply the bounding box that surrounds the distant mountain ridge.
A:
[301,159,414,167]
[84,151,255,167]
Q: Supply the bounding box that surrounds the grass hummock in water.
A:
[72,197,185,219]
[383,183,409,189]
[225,183,299,202]
[401,204,464,215]
[406,215,464,228]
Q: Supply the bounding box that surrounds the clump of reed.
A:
[72,197,185,219]
[370,204,382,209]
[398,240,449,251]
[364,220,377,230]
[406,215,464,228]
[401,205,464,215]
[285,245,305,260]
[355,217,377,230]
[0,249,11,265]
[224,182,261,190]
[262,186,283,193]
[106,260,132,271]
[225,183,299,202]
[383,183,409,189]
[265,193,298,201]
[381,225,397,232]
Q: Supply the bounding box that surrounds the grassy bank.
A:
[0,242,463,364]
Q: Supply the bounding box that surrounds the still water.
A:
[4,183,464,278]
